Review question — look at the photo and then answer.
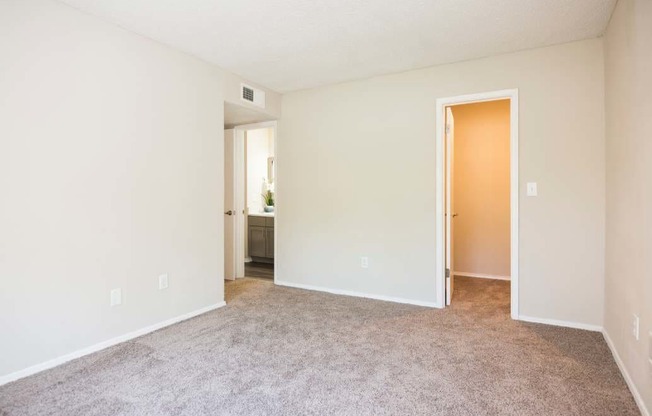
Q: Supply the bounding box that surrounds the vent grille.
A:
[242,86,254,102]
[240,83,265,108]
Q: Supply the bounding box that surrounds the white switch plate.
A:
[360,257,369,268]
[159,274,169,290]
[526,182,538,196]
[110,288,122,306]
[632,314,640,340]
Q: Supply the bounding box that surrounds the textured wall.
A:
[279,39,605,326]
[246,128,275,213]
[0,0,228,378]
[604,0,652,413]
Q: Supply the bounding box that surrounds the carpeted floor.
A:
[0,277,639,415]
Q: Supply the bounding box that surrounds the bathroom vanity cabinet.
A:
[248,215,274,262]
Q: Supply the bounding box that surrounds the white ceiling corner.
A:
[59,0,617,93]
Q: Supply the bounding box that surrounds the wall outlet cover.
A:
[649,331,652,373]
[110,288,122,306]
[360,257,369,268]
[632,314,640,340]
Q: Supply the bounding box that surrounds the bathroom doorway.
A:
[224,118,277,282]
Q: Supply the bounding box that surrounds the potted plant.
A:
[262,190,274,212]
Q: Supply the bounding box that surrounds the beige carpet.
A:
[0,277,639,415]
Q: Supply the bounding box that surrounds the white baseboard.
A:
[275,280,440,308]
[603,330,650,416]
[0,301,226,386]
[454,271,511,281]
[518,315,603,332]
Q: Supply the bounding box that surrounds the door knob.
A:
[452,213,459,218]
[225,210,234,215]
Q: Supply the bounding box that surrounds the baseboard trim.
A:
[518,315,603,332]
[275,280,440,308]
[454,271,511,281]
[0,301,226,386]
[603,330,650,416]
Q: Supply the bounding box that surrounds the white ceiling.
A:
[60,0,616,93]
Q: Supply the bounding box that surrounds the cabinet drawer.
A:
[265,217,275,228]
[248,216,266,227]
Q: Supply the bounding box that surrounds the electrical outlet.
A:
[360,257,369,269]
[632,314,640,341]
[649,331,652,374]
[110,288,122,306]
[158,274,169,290]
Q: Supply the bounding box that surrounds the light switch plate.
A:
[526,182,538,197]
[159,274,169,290]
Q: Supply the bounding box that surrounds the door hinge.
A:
[445,268,450,278]
[445,125,451,135]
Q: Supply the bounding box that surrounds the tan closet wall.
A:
[452,100,511,278]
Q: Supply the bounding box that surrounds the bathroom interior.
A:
[244,126,275,279]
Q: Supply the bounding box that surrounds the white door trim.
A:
[234,129,246,278]
[234,120,277,131]
[435,89,519,320]
[445,107,455,306]
[223,128,237,281]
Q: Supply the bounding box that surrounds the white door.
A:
[445,107,456,305]
[224,129,236,281]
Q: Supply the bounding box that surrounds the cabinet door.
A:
[265,227,274,258]
[249,226,266,258]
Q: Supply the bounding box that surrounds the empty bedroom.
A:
[0,0,650,415]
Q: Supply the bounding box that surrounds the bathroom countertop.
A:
[248,211,275,218]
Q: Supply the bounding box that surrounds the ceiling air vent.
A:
[241,83,265,109]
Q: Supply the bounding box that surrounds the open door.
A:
[445,107,455,305]
[224,129,236,281]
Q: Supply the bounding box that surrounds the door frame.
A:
[232,120,278,280]
[223,128,238,280]
[434,89,519,319]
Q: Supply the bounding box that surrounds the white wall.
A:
[246,128,274,213]
[279,39,605,325]
[604,0,652,413]
[223,71,281,121]
[0,0,279,380]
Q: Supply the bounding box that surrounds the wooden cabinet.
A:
[249,226,266,258]
[248,216,274,262]
[265,227,274,258]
